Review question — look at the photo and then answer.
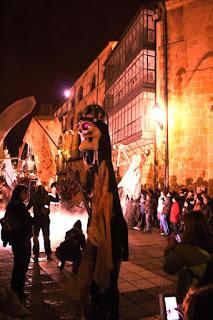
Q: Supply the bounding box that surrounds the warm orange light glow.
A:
[0,208,88,251]
[152,104,164,129]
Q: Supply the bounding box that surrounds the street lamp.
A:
[64,89,70,98]
[152,102,164,130]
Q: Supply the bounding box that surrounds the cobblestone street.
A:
[0,227,177,320]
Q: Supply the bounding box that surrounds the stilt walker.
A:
[77,104,129,320]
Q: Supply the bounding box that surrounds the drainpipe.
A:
[154,13,158,190]
[96,58,100,104]
[162,0,169,192]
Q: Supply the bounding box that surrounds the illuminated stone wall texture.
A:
[157,0,213,193]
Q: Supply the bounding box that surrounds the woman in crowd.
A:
[5,184,33,300]
[163,211,213,305]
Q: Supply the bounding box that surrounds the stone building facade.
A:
[22,0,213,194]
[53,41,117,177]
[156,0,213,193]
[104,8,157,187]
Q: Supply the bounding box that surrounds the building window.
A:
[78,86,83,102]
[143,9,155,45]
[71,98,75,108]
[105,49,155,111]
[91,74,96,91]
[70,117,73,130]
[62,115,66,133]
[109,91,155,145]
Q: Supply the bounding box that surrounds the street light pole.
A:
[153,127,158,189]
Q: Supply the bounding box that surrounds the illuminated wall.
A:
[156,0,213,193]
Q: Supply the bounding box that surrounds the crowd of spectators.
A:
[122,187,213,235]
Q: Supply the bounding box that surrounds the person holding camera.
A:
[163,211,213,305]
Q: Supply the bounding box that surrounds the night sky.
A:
[0,0,145,155]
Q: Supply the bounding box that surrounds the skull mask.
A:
[77,104,108,168]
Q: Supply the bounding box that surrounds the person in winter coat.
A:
[56,220,85,273]
[170,194,180,234]
[4,184,33,301]
[27,184,51,262]
[160,193,172,236]
[201,193,213,232]
[163,211,213,305]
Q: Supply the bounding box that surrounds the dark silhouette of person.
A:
[4,184,33,300]
[27,184,51,261]
[184,284,213,320]
[56,219,85,273]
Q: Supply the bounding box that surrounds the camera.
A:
[175,234,181,243]
[159,293,180,320]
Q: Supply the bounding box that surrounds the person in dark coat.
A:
[202,193,213,232]
[56,219,85,273]
[27,184,51,261]
[4,184,33,300]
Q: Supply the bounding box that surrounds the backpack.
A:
[0,217,13,247]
